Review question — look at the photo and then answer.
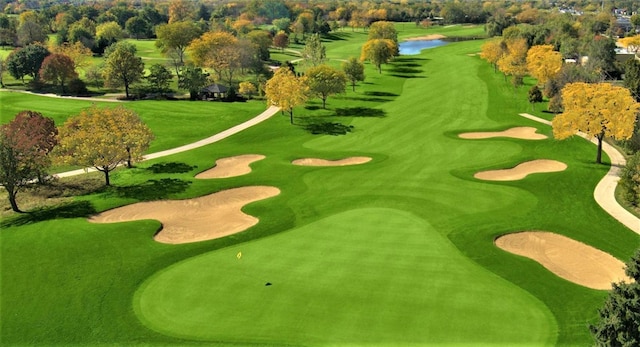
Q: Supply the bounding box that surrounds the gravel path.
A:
[519,113,639,233]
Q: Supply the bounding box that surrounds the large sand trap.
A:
[195,154,265,179]
[495,231,631,290]
[405,34,446,41]
[292,156,372,167]
[459,127,548,140]
[88,186,280,244]
[475,159,567,181]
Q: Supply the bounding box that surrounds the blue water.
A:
[399,39,447,55]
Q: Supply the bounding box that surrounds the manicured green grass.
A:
[0,92,266,153]
[1,26,638,346]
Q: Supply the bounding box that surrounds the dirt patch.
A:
[459,127,547,140]
[495,231,631,290]
[88,186,280,244]
[405,34,446,41]
[292,157,372,167]
[195,154,265,179]
[475,159,567,181]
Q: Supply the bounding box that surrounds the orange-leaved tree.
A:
[619,35,640,53]
[479,39,505,72]
[55,106,153,185]
[187,31,240,86]
[39,53,77,94]
[526,44,562,87]
[265,67,308,124]
[497,38,528,87]
[552,82,640,164]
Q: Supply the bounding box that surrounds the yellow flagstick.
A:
[236,251,242,260]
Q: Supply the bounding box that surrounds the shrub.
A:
[620,152,640,206]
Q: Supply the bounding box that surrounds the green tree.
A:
[360,38,396,73]
[146,64,173,93]
[619,152,640,206]
[623,59,640,102]
[103,41,144,99]
[55,106,153,185]
[178,65,208,100]
[590,249,640,346]
[39,53,78,94]
[17,19,47,46]
[586,35,617,79]
[96,21,123,45]
[305,64,346,109]
[6,44,50,83]
[265,67,309,124]
[342,56,365,92]
[528,85,543,111]
[552,82,640,164]
[0,111,57,212]
[155,21,202,67]
[125,16,150,40]
[272,17,291,33]
[301,33,325,67]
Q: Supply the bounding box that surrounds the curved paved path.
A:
[520,113,639,233]
[54,106,280,178]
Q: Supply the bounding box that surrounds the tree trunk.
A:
[322,96,326,109]
[124,83,130,99]
[102,169,111,186]
[596,133,604,164]
[290,108,294,124]
[352,81,356,92]
[126,147,132,168]
[7,190,22,213]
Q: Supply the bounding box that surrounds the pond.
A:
[399,39,447,55]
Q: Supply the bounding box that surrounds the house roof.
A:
[202,84,228,93]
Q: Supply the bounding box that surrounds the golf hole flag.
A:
[237,252,242,260]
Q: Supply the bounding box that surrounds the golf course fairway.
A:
[135,208,556,346]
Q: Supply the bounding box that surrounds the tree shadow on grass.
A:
[365,91,398,97]
[146,162,197,174]
[110,178,192,201]
[1,200,97,227]
[335,107,386,118]
[303,122,354,135]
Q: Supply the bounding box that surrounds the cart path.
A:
[54,106,280,178]
[519,113,639,233]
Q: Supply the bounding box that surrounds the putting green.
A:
[135,208,556,346]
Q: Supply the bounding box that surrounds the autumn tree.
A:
[168,0,195,23]
[17,19,47,46]
[0,111,57,212]
[273,31,289,52]
[187,31,240,86]
[552,82,640,164]
[103,41,144,99]
[50,41,92,72]
[247,30,272,61]
[360,39,397,73]
[590,249,640,346]
[301,33,325,67]
[239,81,257,99]
[368,21,398,54]
[619,35,640,53]
[265,67,309,124]
[55,106,153,186]
[480,39,505,72]
[342,56,365,92]
[305,64,347,109]
[526,44,562,86]
[39,53,77,94]
[96,21,123,47]
[155,21,201,68]
[497,38,528,87]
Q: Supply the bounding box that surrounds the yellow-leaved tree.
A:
[479,39,505,72]
[55,106,154,185]
[526,44,562,87]
[187,31,240,86]
[497,38,528,87]
[265,68,309,124]
[552,82,640,164]
[619,35,640,53]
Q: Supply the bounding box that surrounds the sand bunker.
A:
[88,186,280,244]
[292,157,372,167]
[475,159,567,181]
[459,127,547,140]
[405,34,446,41]
[495,231,631,290]
[195,154,265,179]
